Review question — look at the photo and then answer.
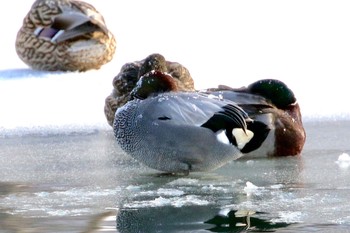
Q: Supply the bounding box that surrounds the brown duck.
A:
[104,53,195,126]
[15,0,116,71]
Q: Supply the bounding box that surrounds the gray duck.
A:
[114,70,269,173]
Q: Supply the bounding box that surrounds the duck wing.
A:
[140,93,247,130]
[35,2,108,43]
[200,91,272,152]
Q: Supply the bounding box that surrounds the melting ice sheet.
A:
[0,71,350,232]
[1,121,350,232]
[1,71,350,232]
[2,0,350,230]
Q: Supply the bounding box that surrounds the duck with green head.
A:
[204,79,306,157]
[106,53,305,159]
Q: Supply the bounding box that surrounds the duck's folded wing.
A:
[36,12,108,43]
[204,90,274,115]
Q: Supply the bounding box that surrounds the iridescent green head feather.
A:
[248,79,296,108]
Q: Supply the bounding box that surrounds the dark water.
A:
[1,121,350,232]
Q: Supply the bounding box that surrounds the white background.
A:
[1,0,350,129]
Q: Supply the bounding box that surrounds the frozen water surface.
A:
[2,0,350,231]
[1,121,350,232]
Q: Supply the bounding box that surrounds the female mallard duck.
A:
[15,0,116,71]
[204,79,306,157]
[104,53,195,126]
[114,71,269,174]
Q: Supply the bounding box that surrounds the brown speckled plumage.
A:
[104,53,195,126]
[15,0,116,71]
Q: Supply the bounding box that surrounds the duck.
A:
[104,53,195,126]
[105,54,305,158]
[15,0,116,71]
[203,79,306,157]
[113,70,270,174]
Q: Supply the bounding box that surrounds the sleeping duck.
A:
[114,71,270,174]
[204,79,306,157]
[15,0,116,71]
[104,53,195,126]
[106,53,305,158]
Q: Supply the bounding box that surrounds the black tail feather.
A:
[201,104,248,145]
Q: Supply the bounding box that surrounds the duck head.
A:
[246,79,296,109]
[137,53,168,78]
[248,79,305,157]
[131,70,179,100]
[105,53,195,126]
[204,79,306,157]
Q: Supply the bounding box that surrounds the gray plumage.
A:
[114,92,250,174]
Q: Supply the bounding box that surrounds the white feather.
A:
[232,128,254,149]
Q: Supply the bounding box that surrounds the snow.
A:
[336,153,350,168]
[243,181,261,196]
[2,0,350,134]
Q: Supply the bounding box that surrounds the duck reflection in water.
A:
[205,209,292,232]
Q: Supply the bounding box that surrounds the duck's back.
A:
[114,92,244,173]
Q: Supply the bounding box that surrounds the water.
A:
[1,121,350,232]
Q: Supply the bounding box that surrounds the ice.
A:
[218,208,231,217]
[243,181,262,196]
[2,1,350,232]
[139,188,185,197]
[335,153,350,168]
[171,195,210,207]
[168,178,200,186]
[270,184,284,189]
[124,195,210,208]
[157,188,185,196]
[201,184,228,192]
[271,211,304,224]
[125,185,142,191]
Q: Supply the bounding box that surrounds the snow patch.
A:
[335,153,350,168]
[124,195,210,208]
[243,181,263,196]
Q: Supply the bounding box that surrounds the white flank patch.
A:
[216,130,230,144]
[232,128,254,149]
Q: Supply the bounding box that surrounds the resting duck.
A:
[204,79,306,157]
[15,0,116,71]
[113,71,269,174]
[104,53,195,126]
